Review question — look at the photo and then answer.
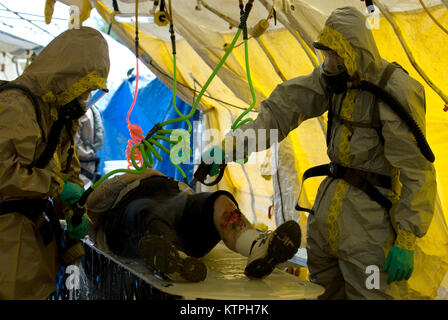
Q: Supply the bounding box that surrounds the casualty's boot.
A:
[138,235,207,282]
[244,220,301,278]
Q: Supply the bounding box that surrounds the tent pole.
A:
[255,37,287,82]
[258,0,318,67]
[200,1,287,83]
[418,0,448,35]
[200,0,240,29]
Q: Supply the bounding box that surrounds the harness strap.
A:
[371,62,401,144]
[327,62,401,144]
[303,63,409,213]
[332,113,382,130]
[0,199,59,248]
[0,82,46,143]
[295,163,392,214]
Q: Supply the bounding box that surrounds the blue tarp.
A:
[96,74,199,182]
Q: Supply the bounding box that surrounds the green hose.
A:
[232,38,256,129]
[160,28,243,128]
[90,12,256,189]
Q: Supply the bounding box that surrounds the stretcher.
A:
[82,239,324,300]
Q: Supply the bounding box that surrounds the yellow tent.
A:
[54,0,448,299]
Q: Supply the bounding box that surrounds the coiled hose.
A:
[74,0,257,223]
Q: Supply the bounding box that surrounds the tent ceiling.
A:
[50,1,448,297]
[62,1,445,42]
[0,30,43,55]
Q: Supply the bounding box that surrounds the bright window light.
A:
[114,13,154,24]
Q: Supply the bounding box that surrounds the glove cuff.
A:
[395,229,416,250]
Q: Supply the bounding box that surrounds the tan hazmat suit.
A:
[227,7,436,299]
[0,27,109,300]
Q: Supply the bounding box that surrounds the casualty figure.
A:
[86,168,301,282]
[0,27,110,299]
[205,7,436,299]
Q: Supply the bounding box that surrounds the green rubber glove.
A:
[58,180,84,208]
[66,215,89,240]
[202,146,226,176]
[383,245,414,284]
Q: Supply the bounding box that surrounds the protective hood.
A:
[16,26,110,108]
[313,6,383,80]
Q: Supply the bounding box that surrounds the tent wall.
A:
[62,0,448,298]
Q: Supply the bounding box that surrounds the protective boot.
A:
[138,235,207,282]
[244,220,301,278]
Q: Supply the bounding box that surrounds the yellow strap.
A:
[395,229,416,250]
[327,90,357,256]
[42,70,107,107]
[44,0,56,24]
[328,180,348,257]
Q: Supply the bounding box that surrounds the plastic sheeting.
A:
[81,240,325,300]
[57,0,448,299]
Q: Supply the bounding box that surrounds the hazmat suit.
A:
[219,7,436,299]
[0,27,109,300]
[75,104,105,189]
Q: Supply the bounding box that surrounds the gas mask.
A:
[321,66,350,94]
[319,49,350,94]
[60,91,92,122]
[77,91,92,109]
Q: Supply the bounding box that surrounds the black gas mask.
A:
[321,67,351,94]
[59,98,86,122]
[319,49,350,94]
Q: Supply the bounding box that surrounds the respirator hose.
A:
[353,80,435,163]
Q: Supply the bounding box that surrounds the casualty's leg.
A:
[212,194,255,251]
[213,195,301,278]
[136,211,207,282]
[138,234,207,282]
